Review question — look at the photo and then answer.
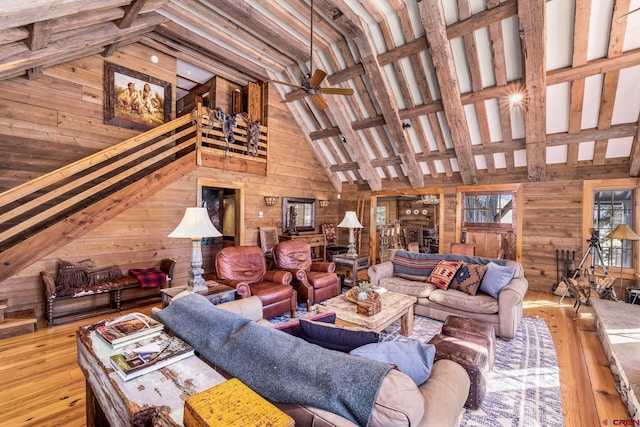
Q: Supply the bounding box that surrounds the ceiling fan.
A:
[270,0,354,110]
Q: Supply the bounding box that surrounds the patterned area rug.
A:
[271,305,563,427]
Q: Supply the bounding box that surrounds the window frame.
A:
[583,179,639,273]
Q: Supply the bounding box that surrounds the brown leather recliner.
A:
[215,246,296,319]
[272,240,341,310]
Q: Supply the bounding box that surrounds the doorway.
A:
[197,178,245,273]
[369,190,444,264]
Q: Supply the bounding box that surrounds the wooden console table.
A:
[77,325,226,426]
[280,233,327,262]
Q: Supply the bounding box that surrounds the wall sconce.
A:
[264,196,279,207]
[319,200,330,208]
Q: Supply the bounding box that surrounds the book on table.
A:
[109,333,195,381]
[95,312,164,349]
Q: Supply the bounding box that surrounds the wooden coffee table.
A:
[316,291,417,336]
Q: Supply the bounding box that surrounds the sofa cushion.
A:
[450,262,487,295]
[480,262,516,298]
[379,276,438,298]
[350,341,436,386]
[428,289,499,314]
[426,260,462,290]
[299,318,380,352]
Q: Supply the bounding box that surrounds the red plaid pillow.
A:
[426,260,462,290]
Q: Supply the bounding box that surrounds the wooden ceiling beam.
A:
[117,0,149,28]
[419,0,476,185]
[518,0,546,181]
[26,21,51,50]
[0,13,167,80]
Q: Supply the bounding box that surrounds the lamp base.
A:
[188,268,208,292]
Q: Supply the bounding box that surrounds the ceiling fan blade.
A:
[617,6,640,19]
[309,69,327,87]
[281,89,307,103]
[311,94,329,110]
[269,79,304,90]
[319,87,354,96]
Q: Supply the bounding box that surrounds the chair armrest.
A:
[498,277,528,307]
[263,270,292,285]
[367,261,394,287]
[310,262,336,273]
[216,280,251,298]
[277,268,308,282]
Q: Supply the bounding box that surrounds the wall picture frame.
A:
[103,62,172,131]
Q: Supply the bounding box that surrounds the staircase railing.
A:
[0,113,196,252]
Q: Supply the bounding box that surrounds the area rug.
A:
[380,315,564,427]
[271,306,563,427]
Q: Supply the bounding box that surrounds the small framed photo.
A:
[103,62,172,131]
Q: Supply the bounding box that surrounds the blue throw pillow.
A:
[480,262,515,298]
[350,341,435,385]
[299,318,379,352]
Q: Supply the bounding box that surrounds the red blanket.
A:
[128,268,167,288]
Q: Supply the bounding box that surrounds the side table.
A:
[332,254,370,287]
[161,282,236,308]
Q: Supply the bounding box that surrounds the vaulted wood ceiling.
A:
[2,0,640,192]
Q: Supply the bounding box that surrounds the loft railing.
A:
[0,103,269,254]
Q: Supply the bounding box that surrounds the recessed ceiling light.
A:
[150,55,159,64]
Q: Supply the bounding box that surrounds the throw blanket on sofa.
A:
[128,268,166,288]
[155,293,392,426]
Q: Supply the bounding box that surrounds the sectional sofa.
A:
[368,250,528,339]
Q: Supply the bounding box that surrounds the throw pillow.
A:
[275,312,337,337]
[56,258,94,289]
[350,341,436,385]
[480,262,516,298]
[450,262,488,295]
[299,318,379,352]
[426,260,462,290]
[87,266,124,285]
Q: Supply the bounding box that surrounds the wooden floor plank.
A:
[0,292,630,427]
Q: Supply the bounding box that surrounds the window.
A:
[462,192,514,228]
[593,190,634,268]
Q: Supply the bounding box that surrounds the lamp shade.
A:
[168,207,222,239]
[337,211,363,229]
[606,224,640,241]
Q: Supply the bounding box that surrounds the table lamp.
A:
[337,211,363,257]
[169,207,222,291]
[606,223,640,299]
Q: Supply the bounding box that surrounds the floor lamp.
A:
[337,211,363,257]
[169,207,222,291]
[606,224,640,300]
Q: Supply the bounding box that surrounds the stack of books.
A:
[109,334,195,381]
[92,312,195,381]
[94,313,164,349]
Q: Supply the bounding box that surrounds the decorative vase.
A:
[357,291,368,301]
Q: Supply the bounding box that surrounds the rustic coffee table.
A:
[316,291,417,336]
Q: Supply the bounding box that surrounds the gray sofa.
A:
[154,292,470,427]
[368,251,528,339]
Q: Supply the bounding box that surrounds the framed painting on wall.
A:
[103,62,172,131]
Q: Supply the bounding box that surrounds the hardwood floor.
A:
[0,290,631,427]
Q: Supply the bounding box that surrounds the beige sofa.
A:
[368,251,528,339]
[156,292,470,427]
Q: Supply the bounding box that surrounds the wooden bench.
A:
[40,259,175,326]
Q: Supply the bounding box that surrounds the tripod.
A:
[560,231,616,310]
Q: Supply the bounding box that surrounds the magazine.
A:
[109,333,195,381]
[94,312,164,349]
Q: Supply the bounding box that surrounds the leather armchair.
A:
[215,246,296,319]
[272,240,341,310]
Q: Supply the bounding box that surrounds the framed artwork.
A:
[103,62,172,131]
